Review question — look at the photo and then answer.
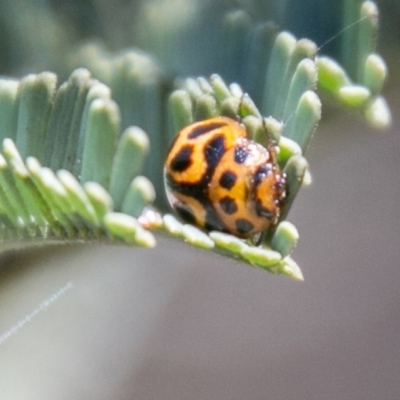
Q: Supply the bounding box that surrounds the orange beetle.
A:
[164,116,286,238]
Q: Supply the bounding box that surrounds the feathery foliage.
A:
[0,0,391,279]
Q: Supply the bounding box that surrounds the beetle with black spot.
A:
[164,116,286,239]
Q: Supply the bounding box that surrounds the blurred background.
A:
[0,0,399,399]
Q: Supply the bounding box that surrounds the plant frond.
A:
[0,69,156,248]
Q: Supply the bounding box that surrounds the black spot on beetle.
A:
[170,145,193,172]
[188,122,226,139]
[235,218,254,234]
[204,204,225,231]
[164,171,208,197]
[253,164,271,186]
[175,202,196,225]
[219,196,238,215]
[234,145,250,164]
[255,199,274,219]
[219,171,237,190]
[204,135,226,170]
